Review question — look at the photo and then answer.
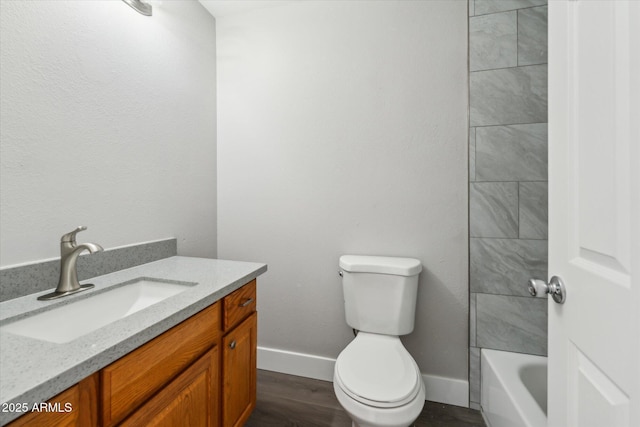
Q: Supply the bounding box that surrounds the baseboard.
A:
[257,346,470,408]
[257,346,336,381]
[481,408,492,427]
[421,373,469,408]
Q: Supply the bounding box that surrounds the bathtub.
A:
[481,349,547,427]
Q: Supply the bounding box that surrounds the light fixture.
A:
[122,0,152,16]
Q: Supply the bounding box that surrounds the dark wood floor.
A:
[246,370,486,427]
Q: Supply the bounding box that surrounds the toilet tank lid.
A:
[339,255,422,276]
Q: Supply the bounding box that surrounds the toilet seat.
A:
[334,333,422,408]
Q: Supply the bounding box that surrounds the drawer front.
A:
[223,280,256,331]
[101,302,221,427]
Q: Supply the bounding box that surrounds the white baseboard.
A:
[257,346,470,408]
[257,346,336,381]
[481,409,492,427]
[421,373,469,408]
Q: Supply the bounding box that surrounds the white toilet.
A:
[334,255,425,427]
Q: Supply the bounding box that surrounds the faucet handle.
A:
[60,226,88,244]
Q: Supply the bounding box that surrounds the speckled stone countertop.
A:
[0,256,267,426]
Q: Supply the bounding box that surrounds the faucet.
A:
[38,226,104,301]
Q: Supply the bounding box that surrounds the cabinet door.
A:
[120,346,220,427]
[101,303,220,427]
[222,312,257,427]
[7,374,98,427]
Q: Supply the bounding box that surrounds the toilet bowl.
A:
[333,332,425,427]
[334,255,425,427]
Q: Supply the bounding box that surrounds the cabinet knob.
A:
[229,340,236,350]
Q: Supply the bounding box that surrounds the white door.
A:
[548,1,639,426]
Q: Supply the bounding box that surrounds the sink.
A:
[0,278,195,344]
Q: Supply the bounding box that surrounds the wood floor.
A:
[245,370,486,427]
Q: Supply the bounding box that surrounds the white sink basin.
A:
[0,278,194,344]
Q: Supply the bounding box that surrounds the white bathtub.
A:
[481,349,547,427]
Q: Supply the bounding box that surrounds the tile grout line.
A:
[475,180,549,184]
[470,236,548,241]
[473,3,549,18]
[472,127,477,182]
[516,7,520,67]
[473,121,547,129]
[474,290,549,300]
[471,180,549,184]
[517,181,521,238]
[470,62,548,74]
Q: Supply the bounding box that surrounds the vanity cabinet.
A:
[7,279,258,427]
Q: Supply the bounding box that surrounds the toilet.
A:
[334,255,425,427]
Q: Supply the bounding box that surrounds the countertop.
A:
[0,256,267,425]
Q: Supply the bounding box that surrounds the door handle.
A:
[528,276,567,304]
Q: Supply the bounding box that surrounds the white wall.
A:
[217,1,469,385]
[0,0,217,267]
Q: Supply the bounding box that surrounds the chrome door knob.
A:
[527,276,567,304]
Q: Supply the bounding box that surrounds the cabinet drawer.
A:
[101,302,221,427]
[223,280,256,331]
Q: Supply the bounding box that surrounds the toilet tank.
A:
[339,255,422,336]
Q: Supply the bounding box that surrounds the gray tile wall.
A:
[468,0,548,408]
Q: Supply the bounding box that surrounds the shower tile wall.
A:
[468,0,548,409]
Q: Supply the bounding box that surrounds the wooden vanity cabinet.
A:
[6,279,258,427]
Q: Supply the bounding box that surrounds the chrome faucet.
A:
[38,226,103,301]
